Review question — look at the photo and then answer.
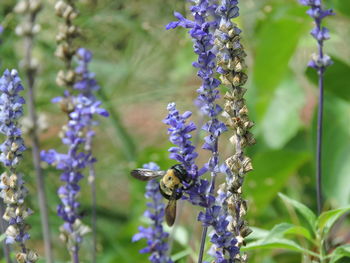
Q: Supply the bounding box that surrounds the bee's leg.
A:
[159,185,171,200]
[182,179,196,191]
[175,190,183,200]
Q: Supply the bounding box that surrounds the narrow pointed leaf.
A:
[329,245,350,263]
[317,207,350,237]
[278,193,316,232]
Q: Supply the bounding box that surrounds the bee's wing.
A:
[165,198,177,227]
[130,169,166,181]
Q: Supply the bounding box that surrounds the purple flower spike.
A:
[163,103,198,180]
[133,162,173,263]
[299,0,334,69]
[41,48,108,254]
[0,69,38,262]
[163,103,211,207]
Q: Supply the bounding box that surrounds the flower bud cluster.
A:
[214,1,255,262]
[55,0,80,88]
[0,69,38,262]
[299,0,334,70]
[14,0,42,72]
[133,163,173,263]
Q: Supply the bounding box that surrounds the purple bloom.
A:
[0,69,38,262]
[163,103,210,207]
[166,1,241,261]
[41,48,107,253]
[299,0,334,69]
[133,162,173,263]
[167,0,227,191]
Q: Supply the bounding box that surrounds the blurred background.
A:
[0,0,350,262]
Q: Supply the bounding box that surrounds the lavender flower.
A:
[0,69,38,262]
[163,103,208,207]
[75,47,109,262]
[163,103,237,262]
[167,2,237,262]
[300,0,334,69]
[41,48,107,260]
[133,162,173,263]
[166,2,226,187]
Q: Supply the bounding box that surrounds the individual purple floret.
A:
[133,162,173,263]
[0,69,38,262]
[41,49,108,259]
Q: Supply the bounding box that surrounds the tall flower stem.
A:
[89,164,97,263]
[299,0,334,215]
[14,1,54,261]
[198,226,208,263]
[316,67,324,215]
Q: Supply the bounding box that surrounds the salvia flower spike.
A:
[163,103,238,262]
[133,162,173,263]
[41,48,108,259]
[214,0,255,261]
[14,1,55,262]
[167,2,241,261]
[163,103,207,206]
[75,47,109,262]
[299,0,334,215]
[0,69,38,263]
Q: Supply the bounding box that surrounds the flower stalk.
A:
[0,69,38,263]
[299,0,334,216]
[14,1,54,262]
[214,0,255,261]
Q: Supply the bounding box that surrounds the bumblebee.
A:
[131,164,191,226]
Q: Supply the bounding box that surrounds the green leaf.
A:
[0,233,5,242]
[278,193,317,232]
[262,74,305,149]
[246,151,310,213]
[253,13,307,120]
[329,245,350,263]
[317,207,350,237]
[171,249,192,262]
[247,227,270,241]
[243,237,318,258]
[265,223,313,242]
[306,57,350,102]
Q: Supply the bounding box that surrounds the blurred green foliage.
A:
[0,0,349,262]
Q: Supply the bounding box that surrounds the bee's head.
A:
[171,164,189,182]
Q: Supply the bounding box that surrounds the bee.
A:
[131,164,192,226]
